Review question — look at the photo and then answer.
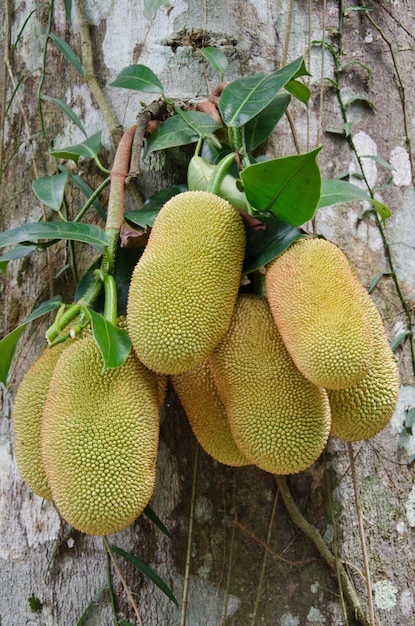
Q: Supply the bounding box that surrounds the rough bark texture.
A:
[1,1,414,625]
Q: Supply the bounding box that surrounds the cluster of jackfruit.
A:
[12,191,400,534]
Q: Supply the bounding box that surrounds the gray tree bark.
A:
[1,1,414,625]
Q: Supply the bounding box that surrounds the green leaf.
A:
[285,78,310,105]
[63,0,72,21]
[317,179,392,219]
[32,171,69,211]
[219,56,305,127]
[49,33,84,76]
[368,271,392,294]
[143,505,171,537]
[201,47,228,76]
[124,209,160,228]
[109,544,178,605]
[142,185,188,211]
[0,245,37,263]
[391,330,412,353]
[50,131,102,165]
[145,112,221,153]
[187,156,249,211]
[143,0,170,19]
[244,93,291,151]
[0,221,108,252]
[109,64,164,94]
[0,260,8,276]
[243,217,303,274]
[241,147,322,226]
[0,296,63,386]
[88,309,131,369]
[344,93,377,111]
[361,154,396,171]
[41,95,87,136]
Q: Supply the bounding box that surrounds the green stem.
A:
[206,152,236,195]
[103,274,117,325]
[228,126,250,169]
[73,176,110,223]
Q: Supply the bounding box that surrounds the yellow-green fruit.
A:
[329,285,400,441]
[41,335,160,535]
[210,295,331,475]
[127,191,246,375]
[12,340,71,500]
[265,238,375,390]
[172,360,250,467]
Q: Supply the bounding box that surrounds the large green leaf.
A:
[218,56,305,128]
[88,309,131,369]
[0,296,63,386]
[243,217,303,274]
[187,156,249,210]
[0,221,108,252]
[109,64,164,94]
[145,112,221,153]
[244,93,291,151]
[241,147,323,225]
[49,33,84,76]
[32,171,69,211]
[109,544,178,605]
[0,244,37,263]
[317,179,392,219]
[124,209,160,228]
[50,131,102,165]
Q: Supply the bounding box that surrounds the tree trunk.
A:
[1,1,414,624]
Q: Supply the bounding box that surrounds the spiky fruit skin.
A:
[172,360,250,467]
[210,295,331,475]
[329,284,400,441]
[12,341,70,500]
[265,238,375,390]
[41,335,160,536]
[127,191,246,375]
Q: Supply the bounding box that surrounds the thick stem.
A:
[103,125,137,273]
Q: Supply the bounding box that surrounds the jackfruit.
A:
[12,341,69,500]
[41,335,160,536]
[127,191,246,375]
[329,284,400,441]
[265,237,375,390]
[172,360,250,467]
[209,294,331,474]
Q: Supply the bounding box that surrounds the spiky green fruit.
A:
[127,191,246,375]
[329,284,400,441]
[41,335,160,535]
[265,238,375,390]
[12,341,69,500]
[172,359,250,467]
[210,295,331,475]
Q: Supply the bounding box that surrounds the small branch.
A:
[74,0,122,147]
[348,444,376,626]
[275,475,370,626]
